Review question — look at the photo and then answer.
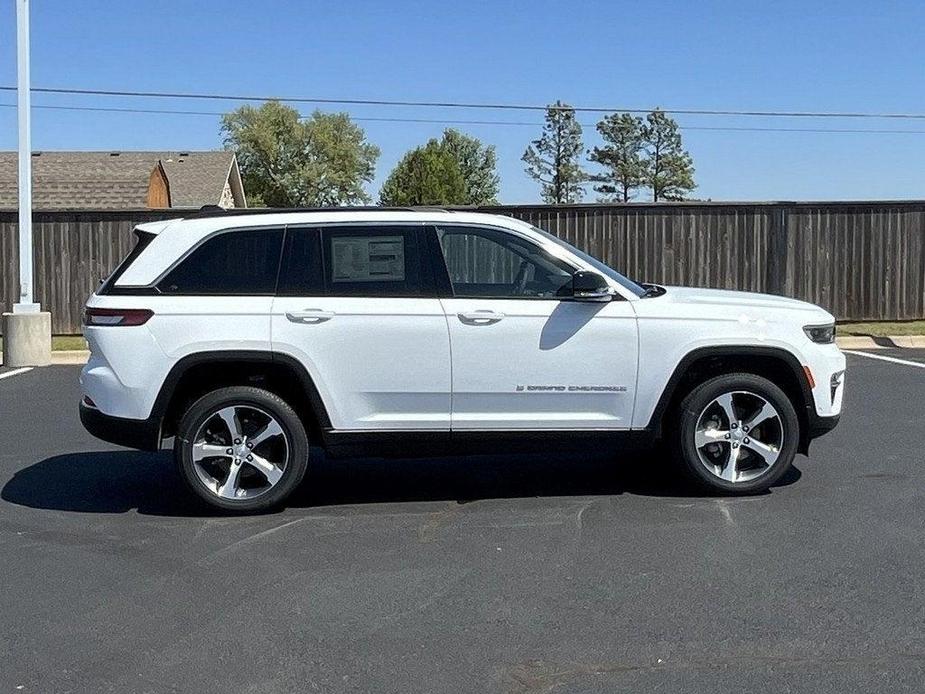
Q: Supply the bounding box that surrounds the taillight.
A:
[83,307,154,327]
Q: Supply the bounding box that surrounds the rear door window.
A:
[319,226,428,297]
[276,228,324,296]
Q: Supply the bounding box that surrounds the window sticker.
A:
[331,236,405,282]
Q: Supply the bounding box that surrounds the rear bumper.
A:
[79,401,161,451]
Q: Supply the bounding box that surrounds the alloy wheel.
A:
[190,404,290,501]
[694,390,784,484]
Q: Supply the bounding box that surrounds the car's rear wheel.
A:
[676,373,799,494]
[175,386,308,513]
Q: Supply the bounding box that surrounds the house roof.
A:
[0,150,242,209]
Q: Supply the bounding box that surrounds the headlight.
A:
[804,323,836,344]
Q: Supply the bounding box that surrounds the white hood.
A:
[660,286,834,321]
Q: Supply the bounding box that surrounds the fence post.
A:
[766,204,789,296]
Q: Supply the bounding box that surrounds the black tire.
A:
[674,373,800,495]
[174,386,309,513]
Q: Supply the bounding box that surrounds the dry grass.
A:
[0,335,87,352]
[838,321,925,337]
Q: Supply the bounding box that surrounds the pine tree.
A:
[522,101,586,203]
[588,113,646,202]
[641,110,695,201]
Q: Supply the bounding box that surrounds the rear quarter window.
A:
[157,228,284,295]
[98,230,156,294]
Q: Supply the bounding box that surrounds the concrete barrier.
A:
[1,312,51,366]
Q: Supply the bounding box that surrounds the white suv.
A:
[80,209,845,511]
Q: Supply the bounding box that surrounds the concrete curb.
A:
[836,335,925,349]
[0,350,90,366]
[49,350,92,364]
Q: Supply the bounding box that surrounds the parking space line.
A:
[0,367,34,380]
[843,350,925,368]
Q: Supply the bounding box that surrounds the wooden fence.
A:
[2,202,924,333]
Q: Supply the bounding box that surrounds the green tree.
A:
[522,101,586,203]
[589,113,647,202]
[221,100,380,207]
[439,129,500,204]
[379,139,467,206]
[641,109,695,201]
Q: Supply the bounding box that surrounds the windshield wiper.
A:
[640,283,666,298]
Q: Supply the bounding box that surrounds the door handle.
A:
[286,309,335,324]
[458,310,504,325]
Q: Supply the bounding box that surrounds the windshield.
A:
[528,225,648,298]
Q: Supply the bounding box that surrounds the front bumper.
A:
[796,341,845,453]
[807,412,840,440]
[799,409,841,454]
[79,401,161,451]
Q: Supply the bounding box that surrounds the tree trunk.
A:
[652,147,661,202]
[554,123,563,203]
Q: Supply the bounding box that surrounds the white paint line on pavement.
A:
[0,367,34,380]
[843,350,925,369]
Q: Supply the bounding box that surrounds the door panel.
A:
[441,297,638,429]
[272,224,451,431]
[272,297,451,430]
[433,224,638,431]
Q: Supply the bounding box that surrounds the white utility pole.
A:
[15,0,38,312]
[3,0,50,368]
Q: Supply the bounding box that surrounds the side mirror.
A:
[571,270,613,302]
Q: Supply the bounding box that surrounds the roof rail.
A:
[186,205,452,219]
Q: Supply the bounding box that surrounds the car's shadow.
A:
[1,448,801,517]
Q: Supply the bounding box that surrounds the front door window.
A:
[437,226,574,299]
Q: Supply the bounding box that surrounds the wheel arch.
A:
[152,350,331,444]
[647,345,815,453]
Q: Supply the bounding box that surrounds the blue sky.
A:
[1,0,924,203]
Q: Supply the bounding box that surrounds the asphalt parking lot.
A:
[1,352,924,693]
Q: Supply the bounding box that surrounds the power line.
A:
[2,84,925,120]
[0,102,225,117]
[4,101,925,135]
[681,124,925,135]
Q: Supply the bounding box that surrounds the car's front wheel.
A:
[676,373,800,494]
[175,386,308,513]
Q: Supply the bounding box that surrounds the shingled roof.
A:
[0,150,246,209]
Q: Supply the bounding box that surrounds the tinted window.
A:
[437,226,574,299]
[321,226,425,297]
[158,228,284,295]
[528,224,646,297]
[277,228,324,296]
[99,230,156,294]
